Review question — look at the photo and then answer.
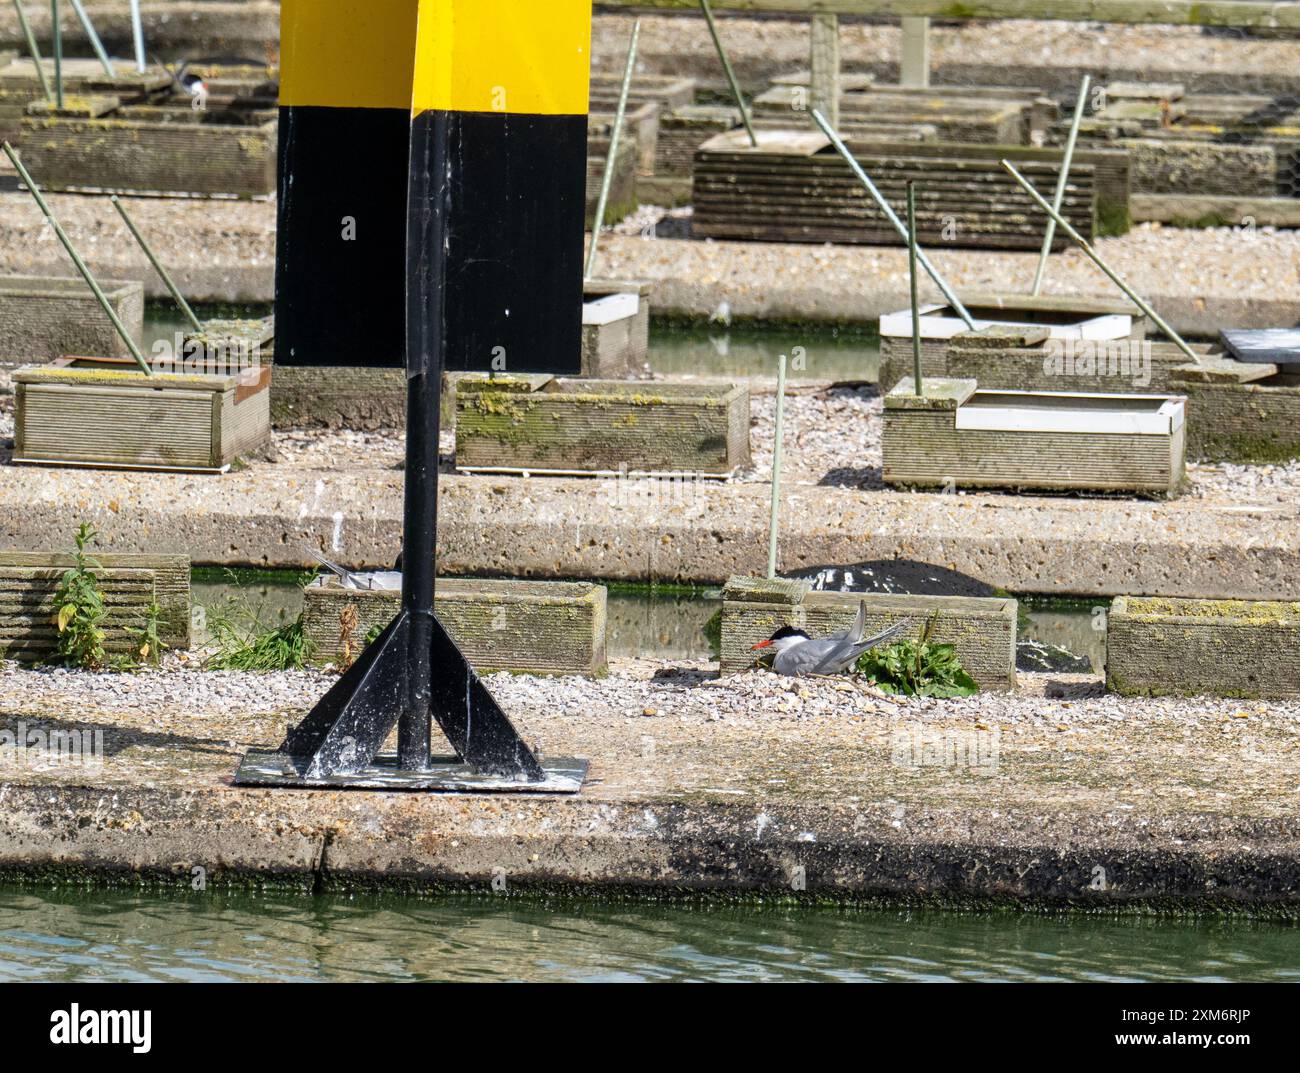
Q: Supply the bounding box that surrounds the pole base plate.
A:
[234,751,588,794]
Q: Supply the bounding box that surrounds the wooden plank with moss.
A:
[455,375,750,475]
[303,578,607,676]
[719,575,1017,689]
[0,552,190,661]
[16,108,277,198]
[13,358,271,471]
[1107,596,1300,699]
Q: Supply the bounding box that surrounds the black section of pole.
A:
[401,110,452,773]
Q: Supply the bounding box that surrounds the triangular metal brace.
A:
[234,611,586,793]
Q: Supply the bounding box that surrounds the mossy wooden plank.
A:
[0,552,190,660]
[1108,595,1300,699]
[455,378,750,475]
[720,575,1017,689]
[17,111,277,198]
[303,578,607,676]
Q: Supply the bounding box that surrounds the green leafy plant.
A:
[201,570,311,671]
[52,523,108,671]
[133,602,170,668]
[856,615,979,698]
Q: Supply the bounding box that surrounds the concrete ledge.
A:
[0,465,1296,600]
[0,759,1297,911]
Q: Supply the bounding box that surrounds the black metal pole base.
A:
[233,609,587,794]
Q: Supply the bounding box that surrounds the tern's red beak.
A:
[751,639,773,650]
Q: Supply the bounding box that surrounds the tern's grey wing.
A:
[772,638,840,676]
[809,622,909,676]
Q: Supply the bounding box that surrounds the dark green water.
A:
[1,888,1294,983]
[145,305,880,383]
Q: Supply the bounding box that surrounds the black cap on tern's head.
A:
[751,625,811,651]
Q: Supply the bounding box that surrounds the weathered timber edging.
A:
[0,468,1294,599]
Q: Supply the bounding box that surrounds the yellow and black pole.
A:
[240,0,592,792]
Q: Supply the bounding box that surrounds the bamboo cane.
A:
[3,142,151,373]
[1002,159,1202,365]
[907,181,924,396]
[767,353,788,580]
[10,1,51,102]
[1031,75,1090,296]
[585,19,640,281]
[111,196,202,332]
[700,0,757,146]
[812,108,976,331]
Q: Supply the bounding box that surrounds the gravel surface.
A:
[2,656,1296,818]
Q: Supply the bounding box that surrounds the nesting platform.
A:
[0,275,144,374]
[13,357,271,472]
[882,378,1188,496]
[691,132,1123,250]
[303,577,607,677]
[455,374,750,477]
[0,552,190,662]
[719,575,1017,689]
[1107,596,1300,699]
[885,325,1300,464]
[877,292,1147,392]
[17,102,277,198]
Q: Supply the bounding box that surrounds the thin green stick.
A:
[585,18,640,281]
[10,0,51,102]
[812,108,976,330]
[50,0,62,109]
[111,195,202,332]
[1032,75,1090,297]
[907,181,924,396]
[700,0,757,146]
[1001,159,1202,365]
[69,0,115,78]
[767,353,788,580]
[3,142,151,373]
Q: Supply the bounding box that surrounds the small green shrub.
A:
[52,523,108,671]
[201,570,311,671]
[133,602,169,668]
[856,616,979,698]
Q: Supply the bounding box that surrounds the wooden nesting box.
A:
[13,357,271,472]
[0,552,190,661]
[303,577,607,676]
[0,275,144,373]
[456,374,750,476]
[877,292,1147,392]
[720,575,1017,689]
[582,280,651,378]
[692,133,1123,250]
[882,378,1187,496]
[18,104,277,197]
[1107,596,1300,699]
